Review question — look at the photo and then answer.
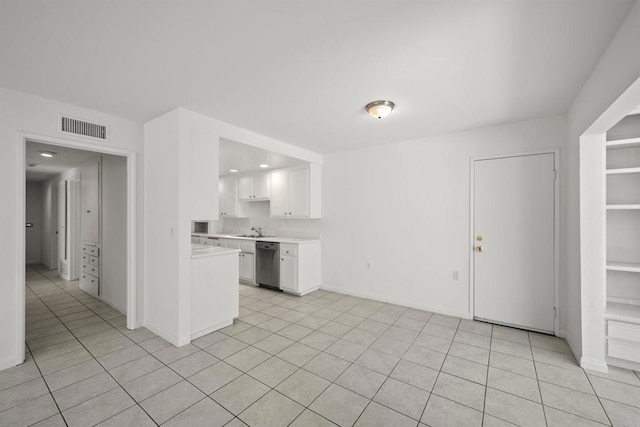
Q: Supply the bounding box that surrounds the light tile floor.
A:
[3,264,640,426]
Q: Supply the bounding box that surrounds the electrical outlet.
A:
[366,261,373,270]
[453,270,459,281]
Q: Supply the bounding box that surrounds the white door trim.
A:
[469,149,560,335]
[16,132,138,364]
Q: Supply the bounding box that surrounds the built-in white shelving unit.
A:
[604,129,640,368]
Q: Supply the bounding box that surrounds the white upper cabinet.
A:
[270,164,321,218]
[218,176,243,217]
[238,173,270,201]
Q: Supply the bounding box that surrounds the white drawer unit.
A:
[80,243,101,297]
[82,245,100,256]
[80,272,100,297]
[82,263,100,277]
[280,244,298,257]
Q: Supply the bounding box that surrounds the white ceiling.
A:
[219,138,304,176]
[1,1,634,154]
[25,141,102,181]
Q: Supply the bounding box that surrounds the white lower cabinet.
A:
[239,252,255,283]
[279,242,321,296]
[280,254,297,293]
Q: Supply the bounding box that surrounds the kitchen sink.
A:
[236,234,275,238]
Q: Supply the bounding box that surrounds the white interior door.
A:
[474,153,556,333]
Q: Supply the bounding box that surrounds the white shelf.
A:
[606,204,640,210]
[607,262,640,273]
[607,137,640,149]
[606,167,640,175]
[605,302,640,323]
[606,301,640,323]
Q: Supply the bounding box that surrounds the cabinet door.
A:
[81,162,100,244]
[287,168,310,217]
[219,176,238,216]
[240,253,255,282]
[238,175,253,201]
[270,170,288,217]
[253,173,270,199]
[280,255,297,292]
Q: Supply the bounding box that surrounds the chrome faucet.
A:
[251,226,264,237]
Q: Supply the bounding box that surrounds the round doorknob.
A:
[475,246,484,253]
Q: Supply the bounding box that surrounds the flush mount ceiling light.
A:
[230,169,238,173]
[365,100,395,119]
[27,163,38,167]
[259,164,269,168]
[39,151,57,158]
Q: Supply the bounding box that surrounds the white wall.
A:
[0,88,144,370]
[25,181,43,264]
[322,115,567,318]
[566,1,640,366]
[100,155,128,313]
[143,110,181,344]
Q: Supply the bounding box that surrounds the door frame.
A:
[16,132,138,362]
[68,176,81,281]
[469,149,560,335]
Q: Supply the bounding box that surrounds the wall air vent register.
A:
[60,115,108,141]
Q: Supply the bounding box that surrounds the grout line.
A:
[26,265,160,426]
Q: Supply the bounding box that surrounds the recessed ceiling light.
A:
[27,163,38,167]
[39,151,57,158]
[259,164,269,168]
[365,100,395,119]
[230,169,238,173]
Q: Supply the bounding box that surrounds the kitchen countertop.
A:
[191,244,241,259]
[192,233,320,244]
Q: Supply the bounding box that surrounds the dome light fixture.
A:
[365,100,395,119]
[39,150,57,158]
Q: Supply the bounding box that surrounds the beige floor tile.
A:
[484,387,546,427]
[355,401,417,427]
[239,390,304,427]
[422,394,482,427]
[140,380,205,424]
[374,377,429,420]
[211,375,270,415]
[163,397,233,427]
[433,372,486,411]
[310,384,369,427]
[276,369,330,406]
[62,387,135,427]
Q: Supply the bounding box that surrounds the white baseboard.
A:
[580,356,608,373]
[143,321,184,347]
[192,319,233,340]
[99,295,126,316]
[320,285,471,319]
[606,356,640,372]
[559,328,582,364]
[0,353,23,371]
[58,272,70,281]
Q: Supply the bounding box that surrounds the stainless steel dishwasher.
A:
[256,241,280,290]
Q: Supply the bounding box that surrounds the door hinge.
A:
[554,307,557,318]
[552,170,557,181]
